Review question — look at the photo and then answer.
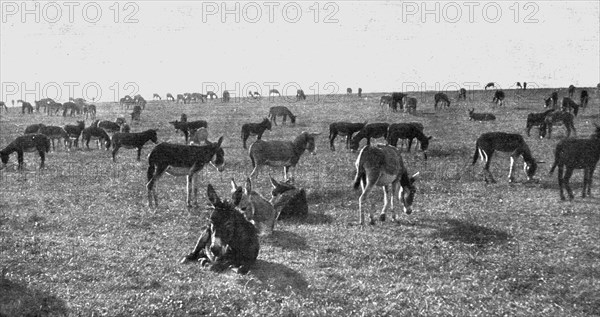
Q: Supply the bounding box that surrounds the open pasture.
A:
[1,88,599,316]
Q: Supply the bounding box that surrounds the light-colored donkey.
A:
[231,178,278,236]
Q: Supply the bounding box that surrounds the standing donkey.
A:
[268,106,296,125]
[241,118,272,149]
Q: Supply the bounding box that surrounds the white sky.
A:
[1,1,599,102]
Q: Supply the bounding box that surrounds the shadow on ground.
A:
[0,276,69,316]
[242,260,309,295]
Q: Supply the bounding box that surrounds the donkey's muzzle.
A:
[404,207,412,215]
[210,245,222,258]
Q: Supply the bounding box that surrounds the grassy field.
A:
[1,88,599,316]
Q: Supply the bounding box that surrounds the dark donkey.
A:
[549,125,600,200]
[169,119,208,144]
[1,134,50,170]
[349,122,390,152]
[580,90,589,109]
[180,184,259,274]
[111,129,158,162]
[64,121,85,148]
[386,123,432,160]
[39,125,69,151]
[268,106,296,125]
[329,121,366,151]
[81,126,111,150]
[525,109,555,137]
[434,92,451,109]
[146,136,225,207]
[241,118,272,149]
[472,132,539,183]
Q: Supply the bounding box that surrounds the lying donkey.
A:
[231,178,278,236]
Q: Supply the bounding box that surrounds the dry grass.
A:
[1,88,599,316]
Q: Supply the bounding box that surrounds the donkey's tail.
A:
[549,149,559,175]
[353,165,365,190]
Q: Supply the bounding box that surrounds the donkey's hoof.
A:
[379,214,386,222]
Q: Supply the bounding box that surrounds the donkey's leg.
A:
[557,165,566,200]
[186,174,194,207]
[192,172,200,206]
[249,163,262,179]
[380,186,389,222]
[582,168,590,198]
[147,165,167,207]
[181,226,211,263]
[137,147,142,161]
[358,181,375,225]
[563,167,575,200]
[38,151,46,169]
[508,156,516,182]
[112,145,120,162]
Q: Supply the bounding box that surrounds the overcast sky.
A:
[1,1,598,102]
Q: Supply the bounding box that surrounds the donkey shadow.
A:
[243,260,309,295]
[429,218,510,245]
[262,230,309,251]
[0,276,69,316]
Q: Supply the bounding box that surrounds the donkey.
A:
[222,90,230,103]
[146,137,224,207]
[241,118,272,149]
[379,95,392,109]
[35,98,55,113]
[83,104,96,120]
[169,119,208,144]
[329,121,366,151]
[296,89,306,101]
[248,131,320,181]
[0,101,7,112]
[189,128,209,146]
[45,101,62,116]
[353,144,419,225]
[166,93,175,101]
[525,109,555,136]
[180,184,259,274]
[472,132,539,183]
[269,176,308,219]
[349,122,390,152]
[18,100,33,114]
[358,87,362,97]
[468,109,496,121]
[111,129,158,162]
[1,134,50,170]
[131,105,142,122]
[268,106,296,125]
[545,91,559,108]
[346,88,353,94]
[484,82,495,90]
[176,94,186,104]
[458,88,467,101]
[549,125,600,200]
[206,91,218,99]
[231,178,278,236]
[580,90,589,109]
[81,126,111,150]
[402,96,418,112]
[64,121,85,148]
[39,126,69,151]
[492,90,505,106]
[561,97,579,116]
[539,111,576,139]
[516,82,522,89]
[153,93,161,100]
[434,92,451,109]
[98,119,125,134]
[268,89,280,96]
[390,92,407,112]
[61,102,81,117]
[568,85,575,98]
[386,123,432,159]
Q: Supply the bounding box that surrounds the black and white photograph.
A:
[1,1,599,315]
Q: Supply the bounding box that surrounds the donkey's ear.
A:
[206,184,221,206]
[215,136,224,147]
[244,177,252,194]
[230,178,238,191]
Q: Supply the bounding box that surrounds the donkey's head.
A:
[209,136,225,172]
[76,121,85,129]
[269,176,295,198]
[148,129,159,143]
[230,177,257,218]
[206,184,236,260]
[400,172,420,215]
[262,118,272,130]
[1,150,9,166]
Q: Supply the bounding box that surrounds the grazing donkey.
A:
[472,132,539,183]
[549,125,600,200]
[181,184,259,275]
[434,92,451,109]
[402,96,418,112]
[296,89,306,101]
[353,144,419,225]
[516,82,522,89]
[492,90,505,106]
[222,91,231,103]
[561,97,579,116]
[525,109,555,136]
[24,123,45,134]
[83,104,96,120]
[485,82,495,90]
[539,111,576,139]
[98,119,125,134]
[268,106,296,125]
[568,85,575,98]
[166,93,175,101]
[81,126,111,150]
[146,136,225,207]
[386,123,432,159]
[390,92,407,112]
[64,121,85,148]
[379,95,392,109]
[349,122,390,152]
[241,118,272,149]
[45,101,62,116]
[346,88,353,94]
[1,134,50,170]
[329,121,366,151]
[468,108,496,121]
[19,100,33,114]
[248,131,320,181]
[111,129,158,162]
[39,126,69,151]
[153,93,161,100]
[169,119,208,144]
[0,101,7,112]
[458,88,467,101]
[580,90,589,109]
[545,91,559,108]
[61,102,81,117]
[231,178,278,236]
[269,176,308,220]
